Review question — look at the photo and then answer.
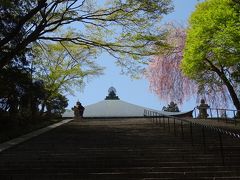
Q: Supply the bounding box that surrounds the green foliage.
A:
[181,0,240,109]
[182,0,240,79]
[0,67,31,114]
[45,93,68,117]
[0,52,68,124]
[0,63,47,122]
[33,42,104,96]
[0,0,173,77]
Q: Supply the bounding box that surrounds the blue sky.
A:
[67,0,201,111]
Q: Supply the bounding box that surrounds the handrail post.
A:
[163,116,166,129]
[217,109,220,122]
[181,120,184,139]
[155,112,156,124]
[154,112,156,124]
[194,108,197,118]
[152,111,154,123]
[202,127,206,153]
[225,110,228,123]
[235,111,237,126]
[190,122,193,146]
[218,131,225,166]
[151,111,153,123]
[168,117,170,132]
[152,112,154,123]
[154,112,155,124]
[210,108,213,119]
[173,118,176,136]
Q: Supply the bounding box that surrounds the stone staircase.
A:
[0,118,240,179]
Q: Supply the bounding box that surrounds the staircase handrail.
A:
[144,109,240,139]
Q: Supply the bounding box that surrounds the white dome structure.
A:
[83,99,151,117]
[62,87,193,118]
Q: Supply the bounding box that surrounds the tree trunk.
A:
[221,75,240,111]
[206,59,240,113]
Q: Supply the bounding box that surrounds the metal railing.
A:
[193,107,239,126]
[144,109,240,166]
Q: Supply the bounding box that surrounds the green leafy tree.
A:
[33,42,104,112]
[0,65,46,122]
[181,0,240,110]
[45,93,68,117]
[0,0,173,70]
[0,67,30,115]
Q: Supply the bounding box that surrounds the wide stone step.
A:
[0,118,240,179]
[1,170,240,180]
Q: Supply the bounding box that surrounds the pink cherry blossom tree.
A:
[146,25,231,109]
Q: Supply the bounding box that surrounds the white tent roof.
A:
[83,99,150,117]
[62,99,192,118]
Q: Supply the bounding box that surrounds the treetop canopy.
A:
[0,0,173,71]
[182,0,240,79]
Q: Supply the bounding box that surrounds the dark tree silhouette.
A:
[0,0,173,69]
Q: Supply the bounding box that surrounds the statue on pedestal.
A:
[162,101,180,112]
[197,99,209,118]
[72,101,85,120]
[105,87,120,100]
